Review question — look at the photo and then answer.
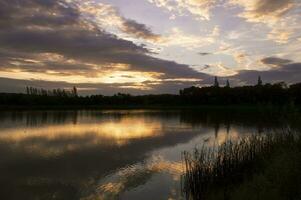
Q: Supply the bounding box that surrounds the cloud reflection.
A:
[0,118,162,156]
[90,155,183,200]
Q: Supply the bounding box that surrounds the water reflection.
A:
[93,155,183,200]
[0,110,294,200]
[0,118,162,156]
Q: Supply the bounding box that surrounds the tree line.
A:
[1,77,301,107]
[179,76,298,105]
[26,86,78,97]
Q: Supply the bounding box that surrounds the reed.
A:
[182,131,298,200]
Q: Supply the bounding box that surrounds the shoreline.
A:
[0,104,299,112]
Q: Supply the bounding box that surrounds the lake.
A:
[0,109,292,200]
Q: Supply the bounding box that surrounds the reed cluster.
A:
[182,132,298,200]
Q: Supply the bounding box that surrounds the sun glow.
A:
[0,69,163,84]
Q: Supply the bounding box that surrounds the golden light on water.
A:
[0,118,162,155]
[96,156,183,199]
[216,129,239,145]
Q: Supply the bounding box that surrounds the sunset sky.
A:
[0,0,301,95]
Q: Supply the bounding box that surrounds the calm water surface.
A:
[0,110,288,200]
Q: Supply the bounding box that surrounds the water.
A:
[0,109,288,200]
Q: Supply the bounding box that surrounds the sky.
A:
[0,0,301,95]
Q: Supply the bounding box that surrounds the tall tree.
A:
[214,76,219,88]
[257,76,263,86]
[226,80,230,88]
[72,86,78,97]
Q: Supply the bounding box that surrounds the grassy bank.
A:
[182,131,301,200]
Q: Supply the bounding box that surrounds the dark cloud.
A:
[254,0,294,15]
[0,0,206,81]
[261,57,292,65]
[121,19,160,41]
[232,61,301,85]
[199,52,212,56]
[202,65,211,70]
[0,0,79,28]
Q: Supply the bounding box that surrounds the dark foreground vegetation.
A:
[182,131,301,200]
[1,78,301,107]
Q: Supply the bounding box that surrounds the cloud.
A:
[148,0,219,20]
[201,64,211,70]
[199,52,212,56]
[229,0,295,24]
[232,58,301,84]
[261,57,292,66]
[76,1,160,41]
[203,63,237,77]
[233,53,248,64]
[158,27,216,49]
[228,0,300,43]
[0,0,210,92]
[120,19,161,41]
[267,28,294,44]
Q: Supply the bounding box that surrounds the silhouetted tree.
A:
[1,78,301,107]
[72,86,78,97]
[257,76,263,86]
[225,80,230,88]
[274,81,287,89]
[214,76,219,88]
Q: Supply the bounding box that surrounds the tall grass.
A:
[182,131,299,200]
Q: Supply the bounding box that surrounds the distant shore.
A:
[1,82,301,111]
[0,104,299,112]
